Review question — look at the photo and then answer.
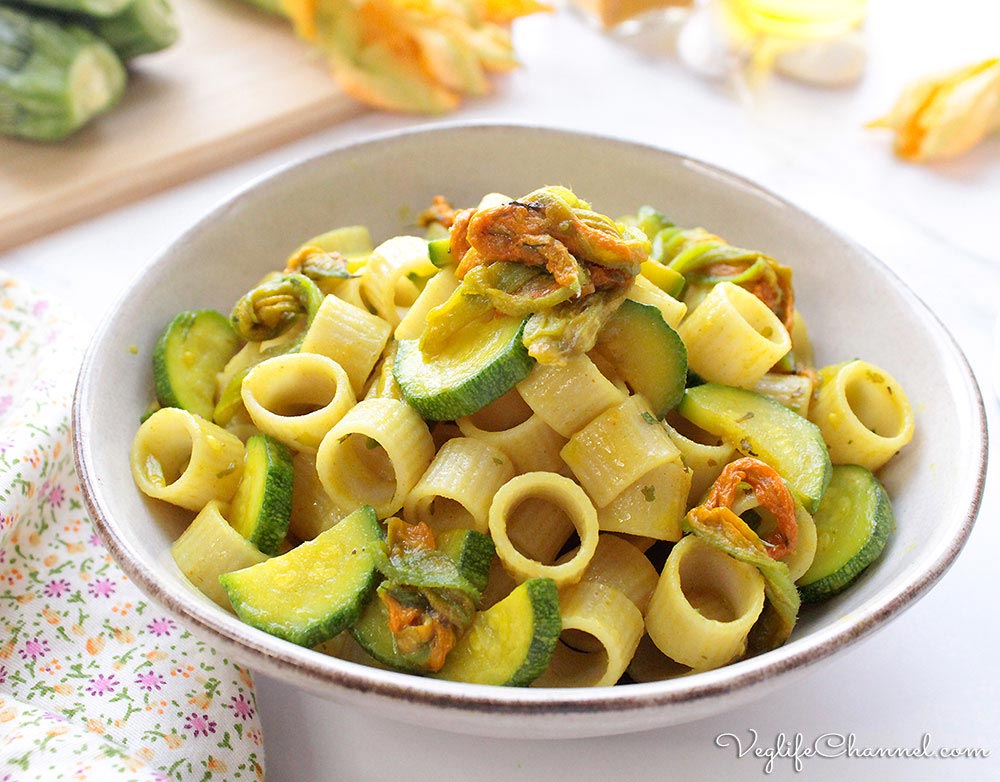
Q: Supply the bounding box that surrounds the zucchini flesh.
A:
[436,528,495,594]
[435,578,561,686]
[220,505,384,647]
[228,434,294,556]
[394,313,534,420]
[798,464,894,603]
[153,309,240,421]
[594,299,687,417]
[427,237,454,267]
[679,383,832,513]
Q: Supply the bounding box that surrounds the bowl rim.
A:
[72,121,989,718]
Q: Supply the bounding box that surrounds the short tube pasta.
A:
[403,437,515,535]
[170,500,268,608]
[661,417,735,505]
[315,397,434,518]
[394,267,459,340]
[563,533,659,613]
[300,293,392,396]
[679,281,791,388]
[130,408,244,511]
[457,389,568,475]
[645,535,766,670]
[516,354,626,438]
[489,472,599,587]
[360,236,437,327]
[241,353,355,452]
[561,395,682,508]
[533,581,644,688]
[288,452,348,542]
[595,460,691,541]
[809,359,915,471]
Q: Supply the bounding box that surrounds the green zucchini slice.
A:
[153,309,240,420]
[428,237,454,267]
[220,505,384,647]
[228,434,294,556]
[436,528,495,594]
[798,464,894,603]
[594,299,687,418]
[679,383,832,513]
[394,313,535,420]
[435,578,561,686]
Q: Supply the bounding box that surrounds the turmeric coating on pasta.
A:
[698,457,799,559]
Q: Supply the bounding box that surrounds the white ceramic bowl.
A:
[73,124,987,739]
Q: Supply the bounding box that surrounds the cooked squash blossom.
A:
[282,0,550,114]
[654,225,794,331]
[869,58,1000,162]
[374,519,479,672]
[423,186,650,364]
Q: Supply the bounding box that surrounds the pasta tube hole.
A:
[253,374,342,419]
[425,497,476,530]
[147,440,192,488]
[725,284,787,347]
[844,372,908,438]
[677,542,757,623]
[560,628,605,655]
[505,497,576,565]
[336,434,397,508]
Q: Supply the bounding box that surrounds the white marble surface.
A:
[3,1,999,779]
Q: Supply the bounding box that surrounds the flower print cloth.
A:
[0,276,265,781]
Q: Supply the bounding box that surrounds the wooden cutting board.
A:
[0,0,366,253]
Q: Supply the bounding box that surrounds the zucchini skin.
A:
[221,505,385,647]
[228,435,294,556]
[0,6,126,141]
[152,309,240,421]
[87,0,179,60]
[14,0,132,18]
[798,465,894,603]
[394,317,535,421]
[679,383,832,513]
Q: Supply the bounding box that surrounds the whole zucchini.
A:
[0,5,126,141]
[87,0,180,60]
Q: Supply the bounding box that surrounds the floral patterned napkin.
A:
[0,276,265,781]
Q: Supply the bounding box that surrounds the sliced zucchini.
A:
[798,465,894,603]
[220,505,384,647]
[171,500,268,609]
[639,260,685,299]
[679,383,832,513]
[153,310,240,420]
[228,434,294,556]
[436,528,495,594]
[394,313,535,420]
[434,578,561,686]
[594,299,687,417]
[428,237,454,267]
